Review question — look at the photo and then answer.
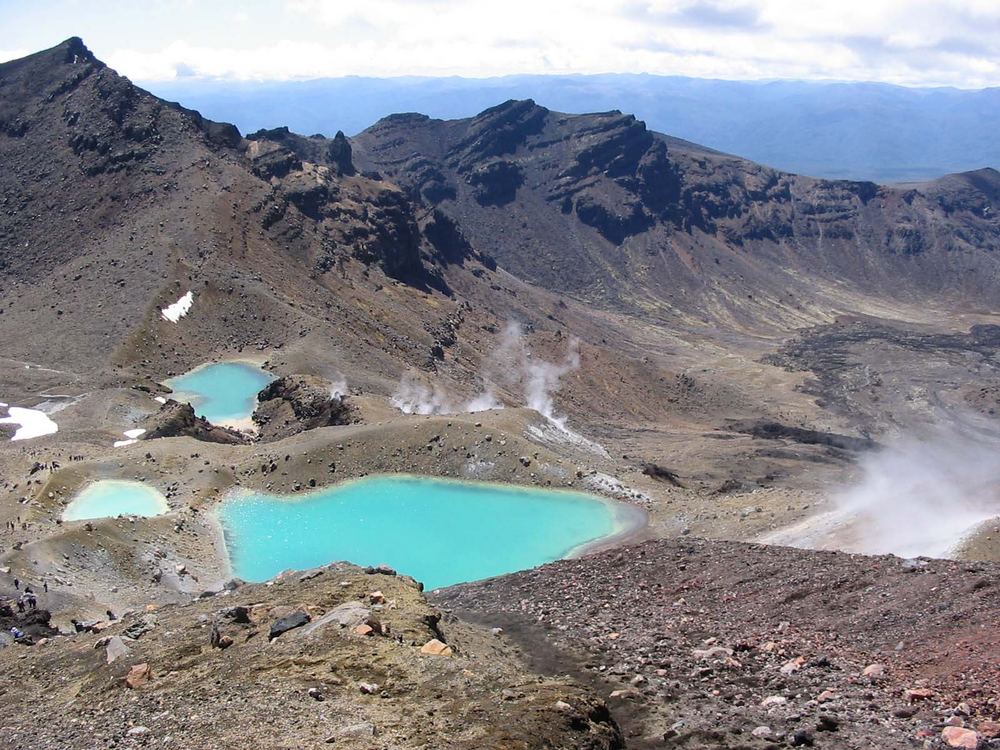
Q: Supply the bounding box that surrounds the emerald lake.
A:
[217,475,634,589]
[163,361,274,427]
[63,480,170,522]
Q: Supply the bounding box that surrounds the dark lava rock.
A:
[253,374,351,441]
[731,420,879,453]
[269,610,311,639]
[0,604,58,644]
[574,191,652,244]
[327,131,355,176]
[219,605,251,624]
[790,729,814,746]
[422,209,474,265]
[468,160,523,206]
[142,401,247,445]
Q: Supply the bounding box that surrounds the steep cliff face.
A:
[353,99,1000,311]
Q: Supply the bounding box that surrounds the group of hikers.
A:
[4,576,46,619]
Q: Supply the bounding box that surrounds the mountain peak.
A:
[474,98,546,119]
[58,36,97,62]
[0,36,102,75]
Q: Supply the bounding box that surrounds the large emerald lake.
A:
[217,475,632,589]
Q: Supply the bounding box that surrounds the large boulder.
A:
[253,375,351,441]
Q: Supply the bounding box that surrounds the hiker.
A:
[43,581,48,593]
[13,578,19,590]
[106,609,116,621]
[16,598,25,613]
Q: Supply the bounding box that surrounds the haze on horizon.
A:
[2,0,999,89]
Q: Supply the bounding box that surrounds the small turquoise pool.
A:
[163,361,274,427]
[63,480,169,522]
[217,475,633,589]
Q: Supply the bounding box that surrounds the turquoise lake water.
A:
[163,361,274,425]
[217,475,627,589]
[63,480,169,522]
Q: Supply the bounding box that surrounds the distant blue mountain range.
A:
[145,74,1000,183]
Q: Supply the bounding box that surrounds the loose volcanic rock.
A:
[0,564,623,749]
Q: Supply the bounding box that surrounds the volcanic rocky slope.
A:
[3,39,1000,546]
[353,100,1000,314]
[438,539,1000,749]
[3,38,1000,448]
[0,37,485,391]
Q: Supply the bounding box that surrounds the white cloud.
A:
[3,1,999,86]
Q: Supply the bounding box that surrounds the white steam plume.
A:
[488,321,580,428]
[389,321,584,429]
[328,373,348,400]
[764,422,1000,559]
[391,371,499,415]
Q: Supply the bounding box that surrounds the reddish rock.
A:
[978,721,1000,739]
[125,663,151,689]
[941,726,979,749]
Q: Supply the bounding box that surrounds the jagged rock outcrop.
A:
[450,99,547,171]
[252,375,351,441]
[245,127,429,281]
[247,126,355,176]
[467,160,523,206]
[141,401,247,444]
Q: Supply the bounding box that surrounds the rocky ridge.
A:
[353,100,1000,312]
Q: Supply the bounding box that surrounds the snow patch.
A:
[161,291,194,322]
[114,428,146,448]
[154,396,167,404]
[0,405,59,441]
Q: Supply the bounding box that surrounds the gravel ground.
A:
[436,538,1000,749]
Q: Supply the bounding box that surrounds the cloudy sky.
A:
[1,0,999,87]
